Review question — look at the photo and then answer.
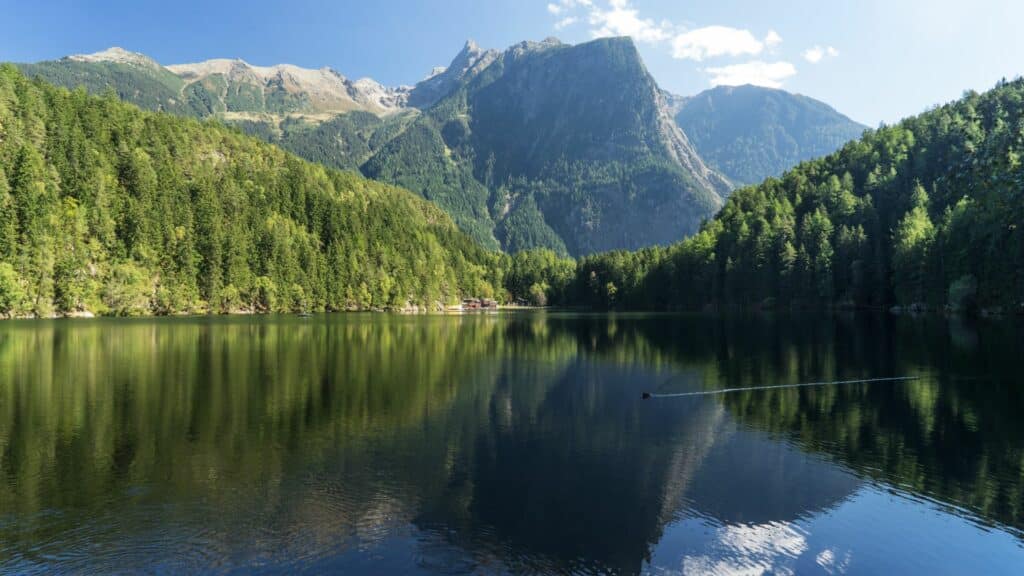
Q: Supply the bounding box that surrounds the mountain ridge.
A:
[362,35,730,254]
[15,38,861,256]
[673,83,867,186]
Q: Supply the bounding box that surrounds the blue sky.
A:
[3,0,1024,125]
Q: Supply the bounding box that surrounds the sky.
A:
[3,0,1024,125]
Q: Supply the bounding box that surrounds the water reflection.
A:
[0,313,1022,574]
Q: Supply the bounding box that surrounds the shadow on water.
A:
[0,312,1022,573]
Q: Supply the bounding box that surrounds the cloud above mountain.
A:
[586,0,672,43]
[671,26,777,61]
[803,45,839,64]
[545,0,818,89]
[705,60,797,88]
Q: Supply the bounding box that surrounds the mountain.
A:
[16,38,733,256]
[164,57,409,116]
[672,84,866,186]
[19,42,866,258]
[0,65,502,318]
[21,47,410,120]
[365,37,731,255]
[66,46,161,68]
[406,40,498,109]
[18,48,194,115]
[543,78,1024,312]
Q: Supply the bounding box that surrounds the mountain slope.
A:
[365,37,730,255]
[0,65,502,317]
[18,50,192,115]
[673,85,866,186]
[406,40,498,109]
[16,40,735,256]
[25,40,913,255]
[20,47,409,120]
[559,78,1024,311]
[165,57,408,116]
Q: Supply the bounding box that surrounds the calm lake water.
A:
[1,312,1023,574]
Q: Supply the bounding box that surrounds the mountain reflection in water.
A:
[0,313,1022,574]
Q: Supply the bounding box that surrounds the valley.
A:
[18,37,863,256]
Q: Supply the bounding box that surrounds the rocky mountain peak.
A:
[67,46,160,69]
[406,39,500,108]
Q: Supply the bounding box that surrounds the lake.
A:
[0,312,1022,574]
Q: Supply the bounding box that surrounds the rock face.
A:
[673,84,867,186]
[68,46,161,68]
[164,58,409,116]
[365,36,729,254]
[58,47,410,117]
[464,37,722,190]
[406,40,499,109]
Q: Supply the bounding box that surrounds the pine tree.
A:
[892,184,935,305]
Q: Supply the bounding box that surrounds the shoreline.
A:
[0,304,550,321]
[3,304,1021,321]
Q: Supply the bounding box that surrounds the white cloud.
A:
[588,0,672,43]
[705,60,797,88]
[543,2,799,87]
[803,45,839,63]
[554,16,578,30]
[548,0,592,16]
[671,25,766,61]
[816,547,853,573]
[683,522,809,576]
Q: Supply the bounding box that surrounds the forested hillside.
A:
[18,53,195,115]
[0,65,503,318]
[20,48,1020,317]
[519,79,1024,312]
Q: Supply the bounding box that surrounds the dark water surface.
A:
[1,313,1023,574]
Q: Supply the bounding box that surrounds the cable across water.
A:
[641,376,920,400]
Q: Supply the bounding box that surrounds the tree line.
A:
[4,65,1023,317]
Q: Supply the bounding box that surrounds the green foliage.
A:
[504,249,575,305]
[948,275,978,313]
[495,193,568,255]
[101,260,152,316]
[892,184,935,304]
[527,282,548,306]
[0,262,24,316]
[360,118,499,249]
[0,65,502,317]
[234,111,412,173]
[17,60,188,114]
